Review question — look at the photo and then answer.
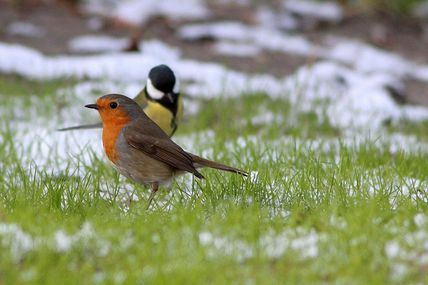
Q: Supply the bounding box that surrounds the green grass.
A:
[1,76,428,284]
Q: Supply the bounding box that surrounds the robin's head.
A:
[85,94,143,125]
[145,64,180,116]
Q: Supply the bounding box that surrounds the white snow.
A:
[54,231,74,251]
[82,0,209,25]
[0,222,111,260]
[199,231,254,262]
[0,41,284,99]
[414,213,427,228]
[284,0,343,22]
[6,21,45,38]
[261,229,319,259]
[69,35,129,53]
[1,40,428,175]
[326,38,412,76]
[386,227,428,280]
[54,222,109,255]
[0,223,34,261]
[179,21,322,57]
[385,241,401,258]
[179,22,428,89]
[10,123,102,173]
[0,39,426,134]
[200,228,321,261]
[282,61,428,130]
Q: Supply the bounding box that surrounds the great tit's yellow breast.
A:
[133,91,149,108]
[176,96,184,123]
[143,101,175,136]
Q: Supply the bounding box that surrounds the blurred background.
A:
[1,0,428,153]
[1,0,427,105]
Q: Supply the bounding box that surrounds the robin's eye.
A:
[109,102,118,109]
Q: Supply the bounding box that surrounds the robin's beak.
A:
[166,93,174,103]
[85,104,99,110]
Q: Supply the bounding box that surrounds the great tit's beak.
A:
[166,93,174,103]
[85,104,99,110]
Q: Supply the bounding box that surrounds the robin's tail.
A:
[190,154,248,177]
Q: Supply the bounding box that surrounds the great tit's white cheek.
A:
[146,78,164,99]
[173,79,180,94]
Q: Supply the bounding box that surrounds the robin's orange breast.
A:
[102,120,130,163]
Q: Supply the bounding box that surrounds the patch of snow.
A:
[414,213,426,228]
[386,228,428,280]
[200,228,321,261]
[5,21,45,38]
[261,228,321,259]
[54,222,110,255]
[0,222,112,262]
[54,222,95,252]
[199,231,254,262]
[325,38,428,84]
[178,21,322,57]
[0,41,176,82]
[139,40,182,61]
[385,241,401,258]
[339,170,428,207]
[54,231,73,251]
[11,123,102,173]
[290,230,319,258]
[82,0,209,25]
[284,0,343,22]
[327,39,409,75]
[69,35,129,53]
[1,41,428,142]
[0,223,33,261]
[414,66,428,82]
[284,61,428,130]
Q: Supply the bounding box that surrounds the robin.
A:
[59,64,183,137]
[85,94,247,208]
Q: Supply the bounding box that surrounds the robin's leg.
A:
[146,182,159,210]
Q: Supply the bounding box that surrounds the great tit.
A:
[59,64,183,137]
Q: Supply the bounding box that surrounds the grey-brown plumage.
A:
[86,94,247,208]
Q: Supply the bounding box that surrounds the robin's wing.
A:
[123,118,204,178]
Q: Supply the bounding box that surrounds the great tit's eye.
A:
[109,102,118,109]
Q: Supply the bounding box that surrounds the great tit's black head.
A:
[145,64,180,115]
[146,64,179,99]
